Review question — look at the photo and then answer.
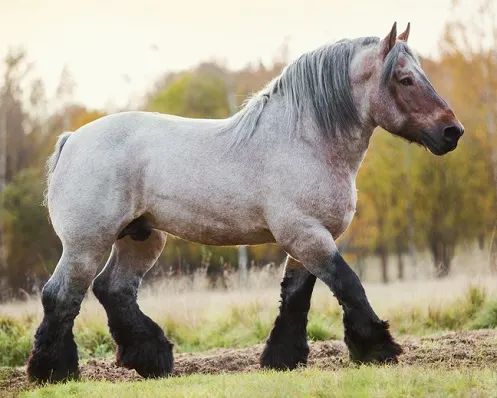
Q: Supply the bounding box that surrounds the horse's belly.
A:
[149,206,276,246]
[179,228,276,246]
[162,225,276,246]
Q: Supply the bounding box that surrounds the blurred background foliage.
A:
[0,3,497,299]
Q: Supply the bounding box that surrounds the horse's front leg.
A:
[260,256,316,369]
[273,222,402,364]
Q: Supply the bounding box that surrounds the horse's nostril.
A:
[443,125,463,141]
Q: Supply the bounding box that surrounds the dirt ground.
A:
[2,329,496,394]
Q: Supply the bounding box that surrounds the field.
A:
[1,250,497,396]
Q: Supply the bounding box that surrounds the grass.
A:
[21,367,497,397]
[1,275,497,367]
[390,284,497,335]
[2,251,496,396]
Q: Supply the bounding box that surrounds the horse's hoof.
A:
[116,336,174,378]
[260,339,309,370]
[344,320,403,364]
[349,340,403,364]
[26,339,79,383]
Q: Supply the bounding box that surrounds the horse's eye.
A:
[400,77,414,86]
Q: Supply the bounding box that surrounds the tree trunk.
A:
[356,255,365,280]
[379,247,389,284]
[485,71,497,202]
[491,225,497,274]
[238,245,248,287]
[397,250,404,281]
[432,240,454,278]
[478,234,485,250]
[0,100,6,271]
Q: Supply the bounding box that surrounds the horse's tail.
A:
[43,132,72,207]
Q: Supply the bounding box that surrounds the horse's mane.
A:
[224,36,381,146]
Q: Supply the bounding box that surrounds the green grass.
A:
[22,367,497,398]
[1,285,497,367]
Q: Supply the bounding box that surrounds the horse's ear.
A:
[380,22,397,58]
[398,22,410,42]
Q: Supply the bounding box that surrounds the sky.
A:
[0,0,458,110]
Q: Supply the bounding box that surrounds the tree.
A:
[438,0,497,272]
[56,65,76,131]
[1,169,61,295]
[0,49,32,272]
[354,131,410,283]
[71,109,107,131]
[147,66,230,118]
[0,49,31,184]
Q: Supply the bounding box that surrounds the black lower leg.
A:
[93,273,173,378]
[260,260,316,370]
[27,284,81,383]
[324,252,402,363]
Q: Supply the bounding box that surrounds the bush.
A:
[76,322,116,360]
[0,316,33,366]
[469,300,497,329]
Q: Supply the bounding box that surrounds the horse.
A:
[27,22,464,382]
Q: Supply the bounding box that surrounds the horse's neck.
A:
[292,114,374,177]
[244,93,373,176]
[327,127,374,175]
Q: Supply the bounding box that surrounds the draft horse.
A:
[27,22,464,382]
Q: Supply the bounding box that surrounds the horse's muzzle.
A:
[420,123,464,156]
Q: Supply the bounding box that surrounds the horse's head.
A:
[356,22,464,155]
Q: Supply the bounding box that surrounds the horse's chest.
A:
[324,185,357,239]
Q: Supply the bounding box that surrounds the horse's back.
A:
[71,111,223,146]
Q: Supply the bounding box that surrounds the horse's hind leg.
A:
[27,242,109,382]
[92,229,173,378]
[260,256,316,370]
